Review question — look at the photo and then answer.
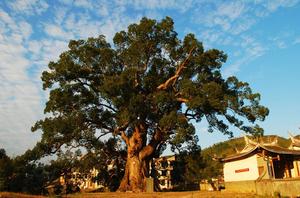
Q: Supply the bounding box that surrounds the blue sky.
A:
[1,0,300,156]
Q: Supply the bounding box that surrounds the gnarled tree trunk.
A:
[118,124,162,192]
[118,153,150,192]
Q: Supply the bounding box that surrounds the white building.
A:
[222,136,300,182]
[151,155,176,190]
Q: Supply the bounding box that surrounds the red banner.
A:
[235,168,249,173]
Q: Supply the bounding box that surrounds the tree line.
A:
[0,143,223,195]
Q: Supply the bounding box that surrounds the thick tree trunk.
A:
[118,153,149,192]
[117,124,161,192]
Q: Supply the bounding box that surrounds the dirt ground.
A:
[0,191,260,198]
[62,191,259,198]
[0,192,46,198]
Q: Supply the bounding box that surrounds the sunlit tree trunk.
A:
[118,124,161,192]
[118,153,149,192]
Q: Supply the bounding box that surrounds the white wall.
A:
[291,160,300,177]
[224,154,259,182]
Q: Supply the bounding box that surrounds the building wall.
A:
[152,155,175,190]
[256,154,270,179]
[225,180,256,193]
[224,154,259,182]
[226,179,300,197]
[291,160,300,178]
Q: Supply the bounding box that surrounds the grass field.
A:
[0,191,259,198]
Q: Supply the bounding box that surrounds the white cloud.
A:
[0,8,15,26]
[26,38,69,81]
[60,9,136,42]
[7,0,49,15]
[264,0,299,11]
[192,0,300,77]
[200,30,221,44]
[270,35,292,49]
[54,6,69,25]
[28,40,43,54]
[19,21,33,39]
[230,17,256,35]
[44,23,74,40]
[96,2,110,16]
[73,0,93,9]
[39,39,68,64]
[276,40,287,49]
[129,0,194,12]
[194,0,299,37]
[254,0,300,16]
[223,35,267,77]
[293,37,300,44]
[223,62,241,78]
[194,1,249,33]
[0,9,33,42]
[58,0,74,5]
[217,1,246,20]
[0,8,43,156]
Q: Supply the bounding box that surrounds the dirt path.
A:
[63,191,259,198]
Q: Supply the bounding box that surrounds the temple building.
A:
[221,135,300,196]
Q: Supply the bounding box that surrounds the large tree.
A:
[32,17,269,192]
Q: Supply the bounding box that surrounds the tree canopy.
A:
[32,17,268,191]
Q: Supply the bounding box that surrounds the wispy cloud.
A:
[262,0,299,11]
[7,0,48,15]
[192,0,300,77]
[294,37,300,44]
[193,1,251,33]
[44,23,74,40]
[0,8,44,155]
[223,35,267,77]
[126,0,194,12]
[73,0,93,9]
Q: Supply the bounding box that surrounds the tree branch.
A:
[121,131,129,145]
[157,47,195,90]
[139,127,163,160]
[176,97,189,103]
[99,102,117,113]
[114,122,129,145]
[77,79,117,113]
[95,131,111,141]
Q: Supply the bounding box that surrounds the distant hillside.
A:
[201,135,291,158]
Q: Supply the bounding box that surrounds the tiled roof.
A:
[261,145,300,155]
[222,144,300,162]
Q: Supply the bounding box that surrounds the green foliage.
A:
[32,17,268,157]
[0,148,48,194]
[172,146,204,189]
[171,145,222,191]
[0,136,127,194]
[0,149,13,191]
[76,138,126,191]
[30,17,269,190]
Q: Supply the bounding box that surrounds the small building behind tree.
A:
[221,135,300,197]
[151,155,176,190]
